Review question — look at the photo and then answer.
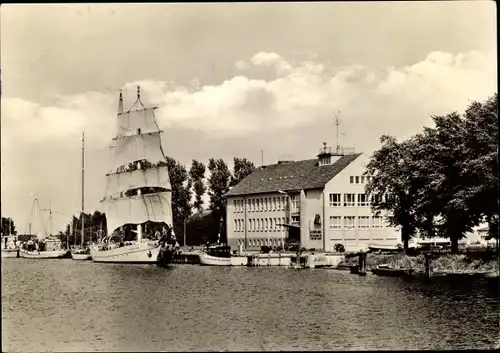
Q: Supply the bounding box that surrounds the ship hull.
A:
[19,249,69,259]
[199,252,232,266]
[71,253,92,260]
[90,242,162,264]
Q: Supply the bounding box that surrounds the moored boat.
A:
[371,264,414,277]
[2,235,20,258]
[89,87,178,266]
[198,244,233,266]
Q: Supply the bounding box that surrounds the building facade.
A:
[225,143,401,252]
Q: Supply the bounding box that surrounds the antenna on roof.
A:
[335,111,341,154]
[261,150,264,166]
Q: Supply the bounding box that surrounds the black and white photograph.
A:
[1,1,498,351]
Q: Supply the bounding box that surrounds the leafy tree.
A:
[207,158,231,242]
[1,217,17,235]
[162,157,192,236]
[365,136,419,251]
[230,157,256,187]
[189,159,206,214]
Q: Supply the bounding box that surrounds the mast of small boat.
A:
[48,199,52,237]
[81,132,85,248]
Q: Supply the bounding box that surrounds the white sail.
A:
[104,165,171,198]
[102,191,173,235]
[113,131,165,169]
[117,108,159,136]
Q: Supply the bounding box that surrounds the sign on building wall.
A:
[309,214,322,240]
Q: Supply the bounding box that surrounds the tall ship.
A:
[19,197,69,259]
[90,87,178,264]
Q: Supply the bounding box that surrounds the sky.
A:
[1,2,497,234]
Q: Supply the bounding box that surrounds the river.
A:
[2,258,499,351]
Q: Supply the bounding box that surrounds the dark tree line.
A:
[1,217,17,236]
[366,94,498,253]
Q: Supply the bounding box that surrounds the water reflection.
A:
[2,259,498,351]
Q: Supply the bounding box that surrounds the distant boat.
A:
[71,132,91,261]
[90,87,178,264]
[371,264,414,277]
[1,234,19,258]
[19,197,69,259]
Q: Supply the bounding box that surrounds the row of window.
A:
[233,195,300,213]
[329,216,386,229]
[234,215,387,232]
[236,238,284,247]
[234,217,286,232]
[328,193,391,207]
[350,175,373,184]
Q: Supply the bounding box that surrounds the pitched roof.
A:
[225,153,361,197]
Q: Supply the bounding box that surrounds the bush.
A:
[334,243,345,253]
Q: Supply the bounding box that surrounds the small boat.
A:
[198,244,233,266]
[2,235,20,258]
[371,264,414,277]
[368,244,403,253]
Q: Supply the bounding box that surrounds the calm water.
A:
[2,259,499,352]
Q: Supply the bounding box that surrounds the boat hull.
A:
[372,267,414,277]
[199,252,232,266]
[20,249,69,259]
[71,252,92,260]
[1,249,19,258]
[90,242,161,264]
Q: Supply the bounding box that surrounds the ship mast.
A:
[81,132,85,247]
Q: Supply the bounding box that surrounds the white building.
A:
[225,143,401,252]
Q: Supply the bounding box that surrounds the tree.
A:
[460,94,498,239]
[230,157,256,187]
[162,157,192,236]
[207,158,231,242]
[365,136,419,251]
[189,159,206,214]
[1,217,17,236]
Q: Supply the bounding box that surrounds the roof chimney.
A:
[317,142,342,166]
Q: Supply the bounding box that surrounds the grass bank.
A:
[340,252,499,273]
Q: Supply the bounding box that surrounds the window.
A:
[256,199,260,212]
[372,216,383,228]
[357,194,368,207]
[274,218,278,231]
[277,197,282,210]
[272,197,276,211]
[264,198,268,211]
[329,216,342,229]
[344,216,356,229]
[265,218,269,230]
[358,216,370,229]
[360,176,365,184]
[350,176,354,184]
[371,194,382,204]
[250,199,255,212]
[291,195,300,210]
[344,193,356,207]
[234,220,237,231]
[329,193,341,207]
[355,176,360,184]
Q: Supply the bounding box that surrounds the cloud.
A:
[1,49,496,232]
[234,60,248,70]
[2,50,495,147]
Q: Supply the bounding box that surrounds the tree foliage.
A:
[207,158,231,242]
[189,159,206,214]
[366,94,498,253]
[1,217,17,235]
[162,157,192,235]
[230,157,256,187]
